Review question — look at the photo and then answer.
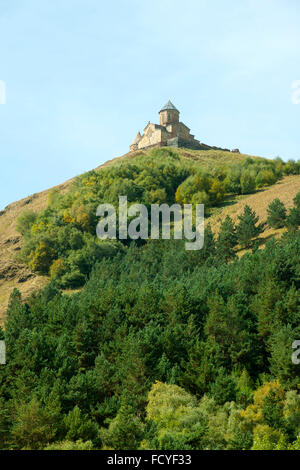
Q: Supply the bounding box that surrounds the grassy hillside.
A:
[209,174,300,241]
[0,147,299,322]
[1,146,300,450]
[0,182,70,323]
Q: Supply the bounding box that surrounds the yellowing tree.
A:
[49,259,66,279]
[241,380,285,429]
[142,381,207,450]
[28,242,56,274]
[251,424,288,450]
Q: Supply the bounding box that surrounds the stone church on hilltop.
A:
[130,100,236,153]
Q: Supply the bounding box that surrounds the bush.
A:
[16,211,37,235]
[255,170,277,188]
[60,269,86,288]
[45,439,93,450]
[240,170,256,194]
[28,241,57,274]
[49,259,67,280]
[224,166,242,194]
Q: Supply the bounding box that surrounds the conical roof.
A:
[131,131,142,145]
[159,100,179,113]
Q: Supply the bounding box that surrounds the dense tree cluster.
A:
[3,148,300,450]
[16,149,298,287]
[1,216,300,449]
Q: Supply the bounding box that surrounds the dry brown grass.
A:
[96,147,264,171]
[208,174,300,258]
[208,174,300,233]
[0,181,72,324]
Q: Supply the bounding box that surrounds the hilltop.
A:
[0,147,299,322]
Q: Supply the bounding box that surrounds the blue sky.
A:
[0,0,299,209]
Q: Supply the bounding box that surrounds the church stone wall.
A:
[137,124,164,149]
[159,109,179,126]
[129,102,215,152]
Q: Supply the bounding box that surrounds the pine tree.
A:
[195,223,216,263]
[236,368,254,406]
[286,207,300,232]
[267,198,287,229]
[236,205,263,249]
[216,215,237,261]
[293,191,300,209]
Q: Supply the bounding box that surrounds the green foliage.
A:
[64,406,98,443]
[216,215,237,260]
[293,191,300,210]
[235,369,254,406]
[251,424,288,450]
[175,172,223,208]
[236,205,264,248]
[100,403,143,450]
[286,207,300,232]
[267,198,287,229]
[49,258,67,279]
[28,241,57,274]
[142,382,207,450]
[1,227,300,449]
[17,151,286,285]
[255,169,277,188]
[44,439,93,450]
[209,368,236,405]
[240,169,256,194]
[16,210,37,235]
[2,150,300,450]
[10,397,60,450]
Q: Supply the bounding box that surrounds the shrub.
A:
[224,166,242,194]
[209,180,225,204]
[255,170,277,188]
[16,211,37,235]
[49,259,67,280]
[60,269,86,288]
[240,170,256,194]
[28,242,57,274]
[45,439,93,450]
